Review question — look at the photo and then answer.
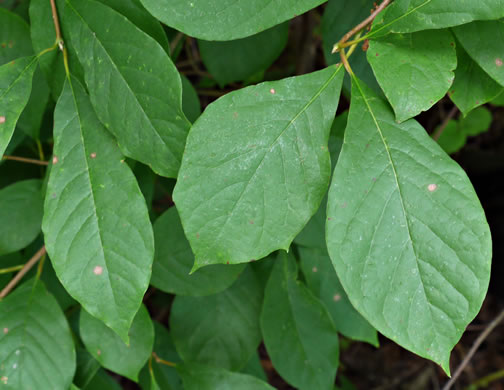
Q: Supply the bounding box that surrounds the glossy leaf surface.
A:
[0,56,37,158]
[42,79,154,342]
[64,0,190,177]
[326,76,492,372]
[173,66,344,268]
[367,29,456,122]
[139,0,325,40]
[0,280,76,390]
[260,252,339,390]
[151,207,245,296]
[0,179,43,255]
[170,268,262,370]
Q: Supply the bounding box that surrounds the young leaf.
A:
[198,23,289,87]
[367,29,456,122]
[0,279,76,390]
[326,76,492,373]
[0,179,43,256]
[453,20,504,87]
[170,267,262,371]
[0,56,37,158]
[373,0,504,35]
[63,0,191,177]
[0,8,32,64]
[42,78,154,342]
[79,305,154,382]
[260,252,339,390]
[449,44,503,116]
[139,0,325,41]
[178,364,275,390]
[151,207,245,297]
[173,65,344,268]
[295,205,378,346]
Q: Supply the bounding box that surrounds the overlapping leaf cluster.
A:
[0,0,501,388]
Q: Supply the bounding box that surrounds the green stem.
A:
[0,265,24,275]
[467,369,504,390]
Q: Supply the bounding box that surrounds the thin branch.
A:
[49,0,63,47]
[442,309,504,390]
[2,155,49,166]
[170,32,184,56]
[0,246,46,299]
[332,0,392,53]
[432,106,458,141]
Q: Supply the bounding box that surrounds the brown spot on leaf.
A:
[52,156,59,164]
[3,328,8,334]
[249,220,254,224]
[93,266,103,275]
[226,261,230,265]
[327,217,332,221]
[333,294,341,302]
[312,267,318,273]
[90,152,97,158]
[97,349,101,356]
[375,53,379,57]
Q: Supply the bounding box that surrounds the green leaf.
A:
[0,56,38,158]
[170,267,262,370]
[449,43,503,115]
[0,8,32,64]
[436,121,466,154]
[42,78,154,342]
[198,23,288,87]
[0,179,43,255]
[74,347,101,389]
[80,304,154,382]
[367,29,456,122]
[459,106,492,136]
[83,369,121,390]
[178,364,275,390]
[260,252,339,390]
[181,75,201,124]
[321,0,382,95]
[373,0,504,35]
[96,0,170,53]
[0,279,76,389]
[151,207,245,296]
[326,76,492,373]
[453,20,504,87]
[241,353,267,382]
[63,0,190,177]
[173,65,344,268]
[139,0,325,40]
[295,205,378,346]
[491,91,504,106]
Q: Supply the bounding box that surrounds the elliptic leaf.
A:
[459,107,492,136]
[295,205,378,346]
[260,252,339,390]
[173,65,344,268]
[178,364,275,390]
[0,56,37,158]
[170,267,262,371]
[42,78,154,342]
[0,179,43,255]
[151,207,245,296]
[373,0,504,35]
[198,23,288,87]
[436,121,466,155]
[0,280,76,390]
[449,44,503,116]
[453,20,504,87]
[80,305,154,382]
[0,9,32,64]
[139,0,325,41]
[63,0,191,177]
[367,29,456,122]
[326,76,492,373]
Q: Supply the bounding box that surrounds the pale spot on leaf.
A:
[0,116,5,124]
[496,58,503,67]
[312,267,318,273]
[1,376,7,385]
[3,328,8,334]
[270,88,276,94]
[93,266,103,275]
[52,156,59,164]
[333,294,341,302]
[428,183,437,192]
[12,364,17,369]
[97,349,101,356]
[90,152,97,159]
